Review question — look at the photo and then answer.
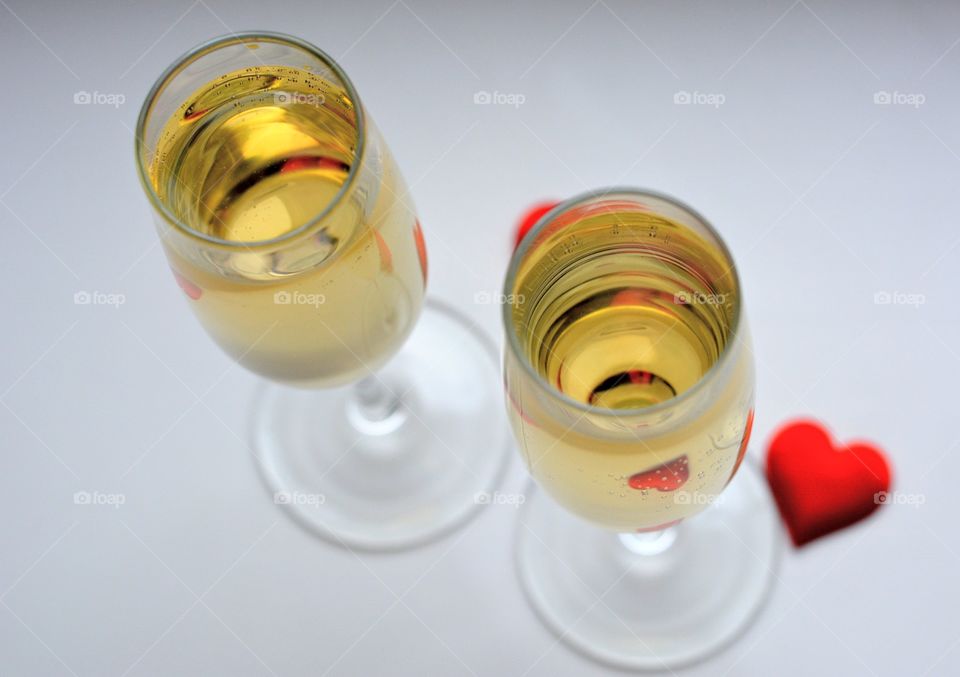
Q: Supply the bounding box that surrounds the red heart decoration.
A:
[171,269,202,300]
[514,201,560,249]
[765,420,892,547]
[413,219,428,285]
[628,455,689,492]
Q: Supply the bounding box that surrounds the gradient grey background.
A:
[1,0,957,675]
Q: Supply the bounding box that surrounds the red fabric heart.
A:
[514,201,560,249]
[628,455,689,492]
[171,269,202,300]
[765,420,892,547]
[413,219,428,284]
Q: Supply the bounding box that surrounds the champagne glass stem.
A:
[347,375,407,436]
[253,300,512,550]
[618,527,678,556]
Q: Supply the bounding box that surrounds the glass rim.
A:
[133,31,367,249]
[501,186,744,419]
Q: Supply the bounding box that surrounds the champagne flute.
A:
[502,188,781,669]
[135,32,508,550]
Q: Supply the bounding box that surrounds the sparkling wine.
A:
[146,65,426,386]
[504,198,753,531]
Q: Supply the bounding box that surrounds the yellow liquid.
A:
[506,207,753,531]
[149,66,426,386]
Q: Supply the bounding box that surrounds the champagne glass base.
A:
[516,459,782,671]
[252,298,510,551]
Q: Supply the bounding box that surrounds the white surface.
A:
[1,1,957,675]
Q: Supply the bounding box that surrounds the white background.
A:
[1,1,957,675]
